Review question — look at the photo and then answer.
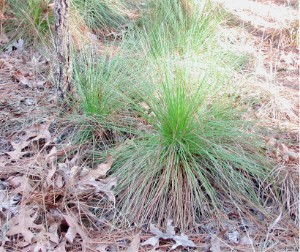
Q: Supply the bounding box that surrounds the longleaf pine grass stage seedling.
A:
[4,0,127,47]
[5,0,53,45]
[73,49,126,117]
[72,0,127,30]
[140,0,221,58]
[111,61,275,229]
[71,47,137,147]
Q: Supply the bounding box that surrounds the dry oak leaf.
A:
[45,164,57,188]
[6,121,52,160]
[141,220,195,250]
[54,239,67,252]
[266,138,298,162]
[240,235,253,245]
[46,146,57,163]
[277,143,298,161]
[209,229,228,252]
[78,177,117,203]
[210,234,221,252]
[96,244,110,252]
[9,175,33,195]
[30,229,59,252]
[12,70,30,87]
[6,208,44,243]
[0,193,21,213]
[62,215,91,244]
[127,231,141,252]
[0,33,9,44]
[85,155,113,180]
[22,121,52,142]
[53,155,117,202]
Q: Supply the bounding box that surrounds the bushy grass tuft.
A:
[72,48,126,117]
[139,0,222,57]
[111,62,274,229]
[72,0,127,30]
[5,0,53,45]
[4,0,128,47]
[71,0,277,230]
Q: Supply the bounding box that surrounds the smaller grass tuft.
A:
[73,0,127,30]
[72,48,125,117]
[5,0,53,45]
[139,0,222,57]
[70,46,138,147]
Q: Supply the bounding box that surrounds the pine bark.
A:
[54,0,72,101]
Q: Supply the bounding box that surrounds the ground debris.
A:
[141,220,196,250]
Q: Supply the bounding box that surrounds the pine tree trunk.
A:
[54,0,72,101]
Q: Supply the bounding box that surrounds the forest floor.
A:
[0,0,299,251]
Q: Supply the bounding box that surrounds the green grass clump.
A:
[5,0,53,45]
[111,62,273,229]
[70,46,142,147]
[71,0,276,230]
[72,49,128,117]
[72,0,127,30]
[139,0,221,57]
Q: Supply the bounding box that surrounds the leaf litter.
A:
[141,220,196,250]
[0,139,119,251]
[0,84,121,251]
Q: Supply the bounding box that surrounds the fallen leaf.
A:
[45,164,57,187]
[67,152,80,167]
[79,177,117,202]
[166,219,176,236]
[62,215,91,244]
[1,193,21,213]
[142,220,195,250]
[6,121,52,160]
[54,239,67,252]
[266,137,277,147]
[22,98,35,106]
[141,236,159,247]
[7,38,24,52]
[87,31,98,44]
[227,229,239,244]
[46,146,57,163]
[0,33,9,44]
[5,149,26,160]
[48,3,54,10]
[12,70,30,87]
[210,234,221,252]
[150,223,167,238]
[240,235,253,245]
[268,210,282,232]
[87,155,113,179]
[32,230,56,252]
[96,244,110,252]
[23,121,52,142]
[9,176,33,194]
[48,222,60,244]
[171,234,196,250]
[127,232,141,252]
[65,225,77,243]
[55,174,64,188]
[6,208,44,243]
